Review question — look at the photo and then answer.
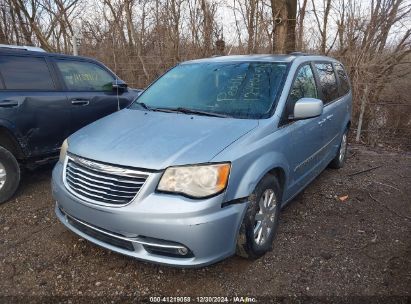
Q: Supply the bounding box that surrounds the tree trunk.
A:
[201,0,213,57]
[272,0,297,54]
[321,0,331,53]
[285,0,297,53]
[297,0,308,50]
[247,0,256,53]
[356,85,368,142]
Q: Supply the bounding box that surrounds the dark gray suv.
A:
[0,45,141,203]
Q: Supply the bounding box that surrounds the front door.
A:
[281,63,327,199]
[53,58,131,133]
[0,54,71,157]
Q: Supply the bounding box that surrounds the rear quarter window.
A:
[0,55,55,90]
[334,63,350,96]
[314,63,339,104]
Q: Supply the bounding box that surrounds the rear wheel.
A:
[329,129,348,169]
[236,174,281,259]
[0,146,20,204]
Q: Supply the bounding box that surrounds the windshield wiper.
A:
[150,107,180,113]
[177,108,231,118]
[153,107,231,118]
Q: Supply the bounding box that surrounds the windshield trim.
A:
[129,61,291,119]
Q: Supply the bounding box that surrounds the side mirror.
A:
[112,79,128,92]
[292,98,323,120]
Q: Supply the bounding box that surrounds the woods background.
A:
[0,0,410,148]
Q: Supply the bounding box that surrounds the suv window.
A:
[315,63,339,104]
[0,55,55,90]
[334,63,350,96]
[56,60,114,91]
[286,64,317,115]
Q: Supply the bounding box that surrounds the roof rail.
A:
[0,44,46,52]
[288,51,311,56]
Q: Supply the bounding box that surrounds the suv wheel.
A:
[329,129,348,169]
[236,174,281,259]
[0,146,20,204]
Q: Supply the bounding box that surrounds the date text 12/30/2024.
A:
[149,296,258,303]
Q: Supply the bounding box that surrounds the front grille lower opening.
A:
[63,211,135,252]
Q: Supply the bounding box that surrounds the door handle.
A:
[326,114,334,120]
[71,99,90,106]
[0,100,19,108]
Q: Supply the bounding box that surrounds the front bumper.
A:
[52,162,247,267]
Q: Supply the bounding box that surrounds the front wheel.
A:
[329,129,348,169]
[236,174,281,259]
[0,146,20,204]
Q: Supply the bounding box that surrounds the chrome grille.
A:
[64,154,149,206]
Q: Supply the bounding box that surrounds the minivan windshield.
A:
[130,62,288,119]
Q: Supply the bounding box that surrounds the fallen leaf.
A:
[339,195,349,202]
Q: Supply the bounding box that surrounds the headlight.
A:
[157,163,230,198]
[59,139,69,163]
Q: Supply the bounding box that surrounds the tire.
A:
[236,174,281,259]
[0,146,20,204]
[329,128,348,169]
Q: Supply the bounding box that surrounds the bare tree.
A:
[1,0,409,147]
[311,0,332,54]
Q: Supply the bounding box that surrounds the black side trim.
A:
[221,196,248,208]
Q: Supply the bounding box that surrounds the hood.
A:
[68,109,258,170]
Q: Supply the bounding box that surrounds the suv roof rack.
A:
[0,44,46,52]
[289,52,311,56]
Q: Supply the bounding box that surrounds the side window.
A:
[55,60,114,91]
[314,63,339,104]
[0,55,55,90]
[286,64,317,115]
[334,63,350,96]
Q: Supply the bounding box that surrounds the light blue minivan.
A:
[52,54,351,267]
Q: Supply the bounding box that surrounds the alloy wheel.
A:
[339,133,347,162]
[254,189,277,246]
[0,162,6,190]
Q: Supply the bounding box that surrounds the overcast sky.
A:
[215,0,411,49]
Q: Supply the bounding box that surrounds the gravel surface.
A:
[0,144,410,302]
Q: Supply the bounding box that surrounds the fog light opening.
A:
[177,247,188,255]
[143,244,193,258]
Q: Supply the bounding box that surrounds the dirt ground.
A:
[0,144,410,303]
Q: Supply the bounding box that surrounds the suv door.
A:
[53,58,132,133]
[313,62,346,161]
[280,63,327,196]
[0,54,71,158]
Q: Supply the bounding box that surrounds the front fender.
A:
[0,118,28,157]
[212,120,291,203]
[225,151,289,202]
